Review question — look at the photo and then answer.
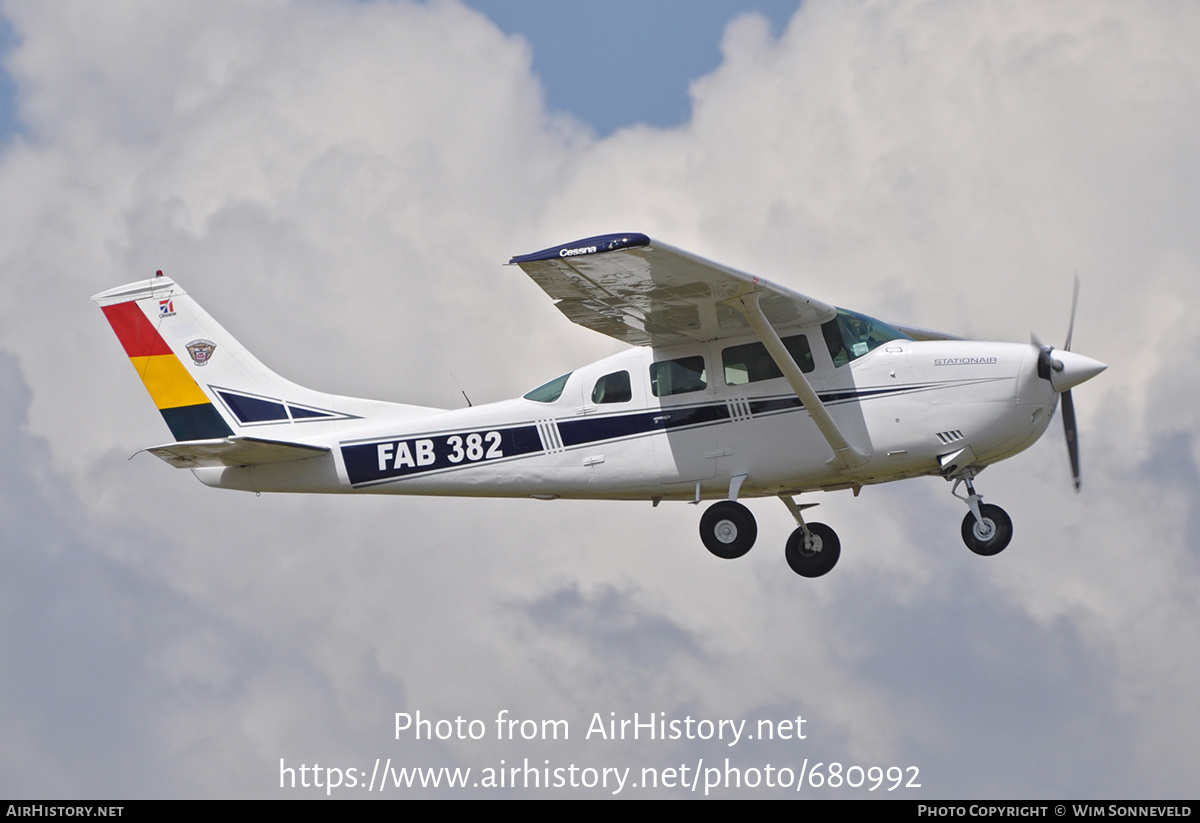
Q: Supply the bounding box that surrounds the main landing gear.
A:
[784,521,840,578]
[951,472,1012,556]
[778,494,840,577]
[699,501,757,559]
[698,491,842,578]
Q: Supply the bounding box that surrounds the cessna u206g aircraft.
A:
[93,233,1105,578]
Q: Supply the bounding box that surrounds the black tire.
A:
[960,503,1013,556]
[699,501,757,559]
[785,523,841,577]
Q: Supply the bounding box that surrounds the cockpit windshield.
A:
[822,308,911,368]
[523,371,572,403]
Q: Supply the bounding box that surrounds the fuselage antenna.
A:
[448,371,472,407]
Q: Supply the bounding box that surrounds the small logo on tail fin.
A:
[186,339,216,366]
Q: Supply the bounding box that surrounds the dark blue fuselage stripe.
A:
[558,402,729,447]
[338,382,954,487]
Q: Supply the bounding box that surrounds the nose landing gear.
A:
[951,472,1012,556]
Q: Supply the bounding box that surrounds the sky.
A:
[1,0,1198,799]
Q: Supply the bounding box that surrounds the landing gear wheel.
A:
[785,522,840,577]
[960,503,1013,556]
[699,501,757,559]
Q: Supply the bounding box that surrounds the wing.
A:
[510,234,836,346]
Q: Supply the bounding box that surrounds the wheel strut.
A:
[951,473,988,534]
[777,494,820,533]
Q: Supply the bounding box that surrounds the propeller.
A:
[1060,276,1081,492]
[1033,276,1103,492]
[1060,387,1080,491]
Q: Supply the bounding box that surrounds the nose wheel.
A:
[960,503,1012,556]
[951,473,1013,556]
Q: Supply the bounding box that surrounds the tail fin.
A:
[92,273,437,442]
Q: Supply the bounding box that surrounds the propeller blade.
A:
[1064,274,1079,352]
[1037,276,1095,491]
[1061,388,1081,492]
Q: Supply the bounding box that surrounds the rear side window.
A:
[722,334,814,385]
[650,356,707,397]
[524,372,572,403]
[592,371,632,404]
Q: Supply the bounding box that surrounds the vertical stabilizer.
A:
[93,276,235,440]
[92,273,440,442]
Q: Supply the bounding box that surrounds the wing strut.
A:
[730,292,870,470]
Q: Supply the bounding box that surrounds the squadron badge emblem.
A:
[186,339,216,367]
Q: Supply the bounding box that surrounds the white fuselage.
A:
[194,334,1057,502]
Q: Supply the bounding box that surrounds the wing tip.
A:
[509,232,650,265]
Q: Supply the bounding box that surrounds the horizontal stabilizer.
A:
[146,437,330,469]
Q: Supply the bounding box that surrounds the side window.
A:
[591,371,632,404]
[523,372,572,402]
[822,320,851,368]
[722,335,814,385]
[650,356,707,397]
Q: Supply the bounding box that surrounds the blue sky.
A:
[464,0,799,134]
[0,1,799,143]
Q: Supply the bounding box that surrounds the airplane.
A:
[92,233,1106,578]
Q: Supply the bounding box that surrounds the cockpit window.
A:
[523,371,572,403]
[822,308,911,367]
[592,371,632,404]
[650,356,707,397]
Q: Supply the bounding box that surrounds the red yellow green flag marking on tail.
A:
[99,299,233,441]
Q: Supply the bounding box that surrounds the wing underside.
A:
[510,233,836,346]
